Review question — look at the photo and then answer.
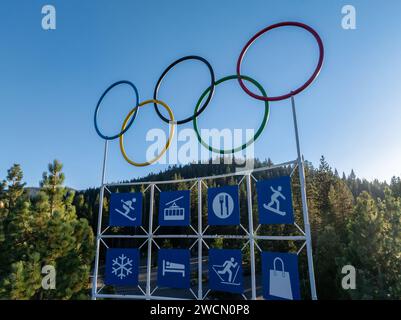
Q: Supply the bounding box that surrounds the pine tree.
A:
[4,164,26,212]
[342,192,385,299]
[0,164,39,298]
[0,179,7,244]
[315,179,354,299]
[327,180,354,232]
[334,169,339,178]
[0,161,94,299]
[0,179,6,207]
[376,188,401,298]
[40,160,65,215]
[315,156,334,217]
[390,176,401,198]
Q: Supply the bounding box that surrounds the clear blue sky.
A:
[1,0,400,190]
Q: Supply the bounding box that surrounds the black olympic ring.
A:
[153,55,215,125]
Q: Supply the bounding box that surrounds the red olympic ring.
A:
[236,21,324,102]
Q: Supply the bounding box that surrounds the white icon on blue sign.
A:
[109,192,142,226]
[264,186,286,216]
[212,257,240,286]
[257,176,294,224]
[209,249,243,294]
[159,190,190,226]
[212,192,234,219]
[162,260,185,277]
[269,257,293,299]
[208,186,240,225]
[262,252,301,300]
[105,248,139,286]
[164,196,185,221]
[157,249,190,289]
[116,198,137,221]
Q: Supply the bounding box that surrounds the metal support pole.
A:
[291,95,318,300]
[145,184,155,299]
[197,179,203,300]
[245,174,256,300]
[92,140,109,300]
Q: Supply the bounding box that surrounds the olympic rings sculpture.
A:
[94,21,324,167]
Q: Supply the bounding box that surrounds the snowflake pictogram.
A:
[112,254,133,279]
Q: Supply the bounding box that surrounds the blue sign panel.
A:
[261,252,301,300]
[208,249,243,294]
[159,190,190,226]
[256,176,294,224]
[105,248,139,286]
[157,249,190,289]
[208,185,240,226]
[109,192,142,227]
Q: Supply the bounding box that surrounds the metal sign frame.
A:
[91,96,317,300]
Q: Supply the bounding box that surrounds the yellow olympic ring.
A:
[119,99,175,167]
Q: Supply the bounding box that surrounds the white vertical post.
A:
[92,140,109,300]
[245,174,256,300]
[291,95,318,300]
[145,184,155,299]
[197,179,203,300]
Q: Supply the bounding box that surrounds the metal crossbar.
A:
[103,160,297,188]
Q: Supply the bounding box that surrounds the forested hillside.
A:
[0,156,400,299]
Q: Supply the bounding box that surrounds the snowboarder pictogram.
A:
[112,254,133,279]
[264,185,287,216]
